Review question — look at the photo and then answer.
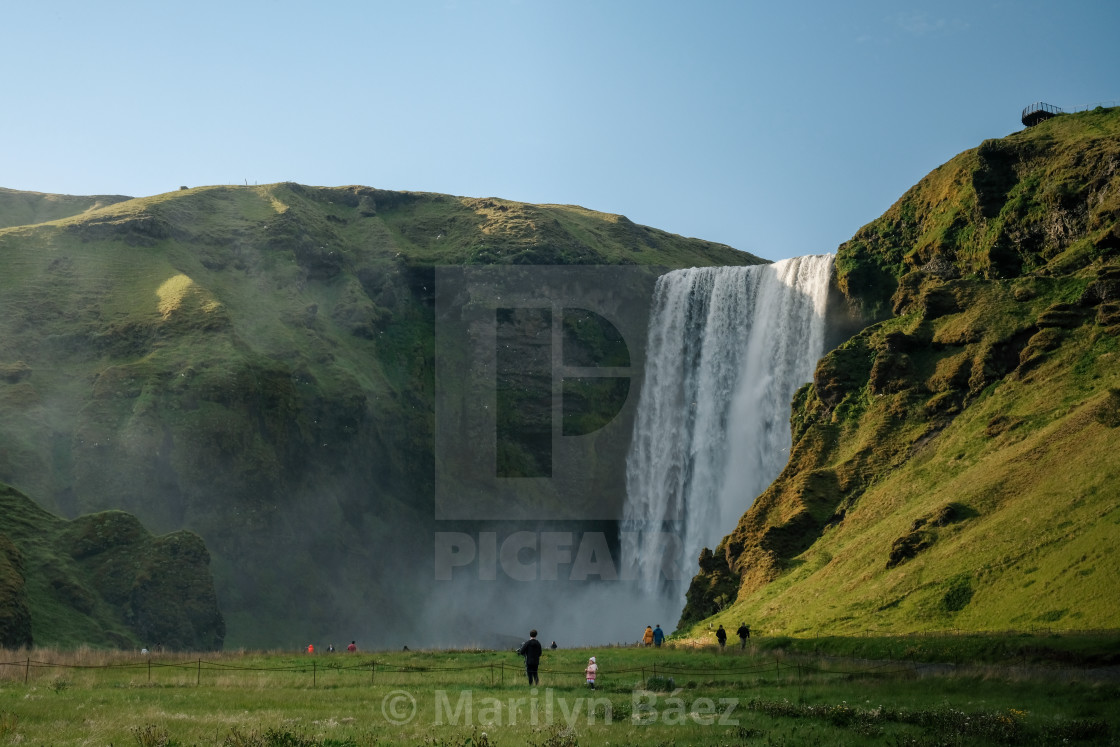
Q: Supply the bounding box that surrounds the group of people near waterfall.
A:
[513,619,753,688]
[306,641,359,654]
[515,629,598,688]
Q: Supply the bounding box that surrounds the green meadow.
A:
[1,635,1118,746]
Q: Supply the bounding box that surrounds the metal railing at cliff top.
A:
[1021,101,1062,126]
[1022,99,1119,127]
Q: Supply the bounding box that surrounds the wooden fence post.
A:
[197,659,201,687]
[24,657,30,684]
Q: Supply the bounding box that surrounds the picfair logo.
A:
[434,266,660,520]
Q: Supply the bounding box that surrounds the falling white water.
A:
[621,255,834,595]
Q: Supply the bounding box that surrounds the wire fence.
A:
[3,628,1114,689]
[1,651,1108,690]
[1071,99,1120,112]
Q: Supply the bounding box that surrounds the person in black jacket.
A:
[517,629,543,685]
[715,624,727,648]
[736,623,750,649]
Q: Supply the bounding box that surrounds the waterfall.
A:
[621,254,834,593]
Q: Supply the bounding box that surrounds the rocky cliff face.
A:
[682,107,1120,633]
[0,483,223,649]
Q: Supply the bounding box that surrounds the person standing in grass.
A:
[517,629,542,685]
[642,625,654,647]
[585,656,598,689]
[653,625,664,647]
[736,623,750,649]
[715,625,727,648]
[347,641,357,652]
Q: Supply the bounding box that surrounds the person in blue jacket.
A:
[652,625,665,647]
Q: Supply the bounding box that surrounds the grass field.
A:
[1,635,1117,745]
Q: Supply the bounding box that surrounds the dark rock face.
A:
[886,503,976,569]
[679,548,741,627]
[813,336,874,411]
[62,513,225,650]
[887,529,935,568]
[0,533,33,648]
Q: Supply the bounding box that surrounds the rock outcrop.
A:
[0,482,224,650]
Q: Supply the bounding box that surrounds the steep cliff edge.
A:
[682,107,1120,633]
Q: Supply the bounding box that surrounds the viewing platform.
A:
[1021,102,1063,127]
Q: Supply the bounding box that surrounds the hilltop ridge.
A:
[0,186,132,230]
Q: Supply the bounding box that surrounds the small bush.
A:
[47,676,72,693]
[527,725,577,747]
[941,575,974,613]
[643,674,675,691]
[1092,387,1120,427]
[133,724,174,747]
[418,727,492,747]
[223,728,362,747]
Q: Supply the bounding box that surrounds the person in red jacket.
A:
[347,641,357,652]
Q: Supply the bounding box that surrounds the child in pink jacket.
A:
[585,656,598,689]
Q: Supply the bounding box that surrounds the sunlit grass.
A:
[1,643,1117,745]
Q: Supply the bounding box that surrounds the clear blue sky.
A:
[2,0,1116,261]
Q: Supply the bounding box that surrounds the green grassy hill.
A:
[0,481,223,649]
[0,183,761,648]
[682,107,1120,636]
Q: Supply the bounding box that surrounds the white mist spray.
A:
[621,255,833,601]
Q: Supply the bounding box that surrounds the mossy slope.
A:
[0,481,223,649]
[0,183,761,647]
[683,107,1120,635]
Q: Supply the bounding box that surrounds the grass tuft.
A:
[133,723,176,747]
